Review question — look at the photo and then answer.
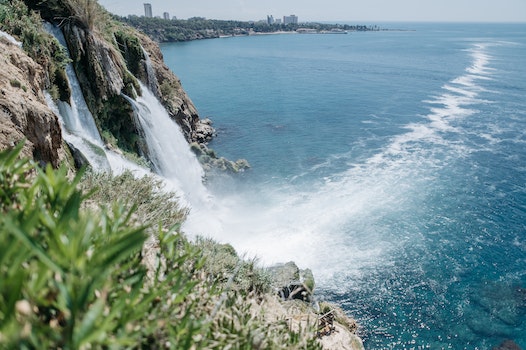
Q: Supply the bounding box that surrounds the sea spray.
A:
[191,42,497,277]
[162,30,526,349]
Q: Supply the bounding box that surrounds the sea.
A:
[160,23,526,349]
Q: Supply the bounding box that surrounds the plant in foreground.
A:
[0,143,322,349]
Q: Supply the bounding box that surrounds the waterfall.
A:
[124,82,210,206]
[141,47,160,98]
[45,23,211,226]
[0,30,22,47]
[45,23,110,171]
[135,47,209,205]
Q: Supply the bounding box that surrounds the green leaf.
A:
[74,296,106,347]
[3,215,63,274]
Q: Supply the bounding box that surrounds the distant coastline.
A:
[115,15,383,43]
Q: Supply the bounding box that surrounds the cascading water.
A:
[45,23,211,214]
[45,23,110,171]
[123,83,210,207]
[0,29,22,47]
[141,47,160,98]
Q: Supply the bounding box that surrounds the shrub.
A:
[0,0,70,96]
[79,170,188,230]
[0,143,197,348]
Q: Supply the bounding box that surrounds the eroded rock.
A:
[267,261,315,302]
[0,37,64,166]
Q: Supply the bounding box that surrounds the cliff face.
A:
[15,0,209,158]
[0,37,64,167]
[1,0,210,167]
[60,14,210,150]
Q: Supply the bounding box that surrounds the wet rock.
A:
[193,118,215,143]
[190,142,250,173]
[67,142,89,169]
[267,261,315,302]
[492,340,522,350]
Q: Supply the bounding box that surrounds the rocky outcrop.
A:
[190,142,250,174]
[268,261,315,302]
[25,0,206,156]
[266,261,364,350]
[14,0,237,172]
[0,36,64,167]
[252,296,363,350]
[60,24,141,154]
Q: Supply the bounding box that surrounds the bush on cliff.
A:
[0,144,321,349]
[0,0,71,100]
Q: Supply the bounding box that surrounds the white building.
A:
[163,12,170,20]
[144,3,152,18]
[283,15,298,25]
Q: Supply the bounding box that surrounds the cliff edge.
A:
[0,35,64,167]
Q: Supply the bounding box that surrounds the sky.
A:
[98,0,526,23]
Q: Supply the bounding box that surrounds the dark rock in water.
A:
[492,340,522,350]
[267,261,315,302]
[193,118,215,144]
[466,281,526,338]
[67,142,89,169]
[190,142,250,174]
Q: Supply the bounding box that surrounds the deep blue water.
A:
[161,23,526,349]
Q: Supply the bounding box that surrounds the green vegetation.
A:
[9,79,26,92]
[0,0,71,100]
[0,143,322,349]
[118,16,378,42]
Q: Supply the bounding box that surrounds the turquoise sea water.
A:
[161,23,526,349]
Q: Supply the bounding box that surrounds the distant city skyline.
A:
[98,0,526,22]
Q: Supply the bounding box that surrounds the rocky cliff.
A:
[0,35,64,167]
[1,0,211,164]
[1,0,241,173]
[37,0,208,151]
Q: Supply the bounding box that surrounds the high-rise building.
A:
[267,15,274,25]
[144,3,152,18]
[283,15,298,25]
[163,12,170,20]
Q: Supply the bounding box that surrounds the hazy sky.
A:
[98,0,526,22]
